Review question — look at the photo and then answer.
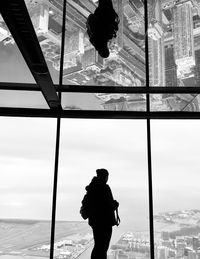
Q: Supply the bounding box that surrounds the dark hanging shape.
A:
[86,0,120,58]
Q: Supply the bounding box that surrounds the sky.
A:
[1,118,200,233]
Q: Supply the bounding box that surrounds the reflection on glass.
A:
[148,0,200,87]
[1,0,146,86]
[0,1,62,84]
[0,16,35,83]
[62,0,145,86]
[152,121,200,259]
[148,0,165,87]
[56,119,149,259]
[0,117,56,258]
[0,90,49,109]
[62,93,146,111]
[25,0,62,84]
[150,94,200,111]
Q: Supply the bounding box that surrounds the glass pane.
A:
[62,93,146,111]
[148,0,199,86]
[0,117,56,258]
[25,1,62,84]
[0,90,49,109]
[150,94,200,111]
[152,121,200,259]
[0,16,35,83]
[56,119,149,259]
[62,0,146,86]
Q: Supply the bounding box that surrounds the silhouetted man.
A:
[86,0,119,58]
[85,168,119,259]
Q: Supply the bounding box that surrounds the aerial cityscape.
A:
[108,210,200,259]
[1,0,200,111]
[1,210,200,259]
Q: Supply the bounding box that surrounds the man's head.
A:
[96,168,109,183]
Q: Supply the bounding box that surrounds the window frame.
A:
[1,1,200,259]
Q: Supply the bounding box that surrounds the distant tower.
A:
[81,47,104,72]
[30,3,62,65]
[188,250,197,259]
[192,237,200,250]
[195,49,200,86]
[197,250,200,259]
[157,246,168,259]
[165,44,178,86]
[161,231,170,241]
[148,0,165,86]
[173,0,195,78]
[30,3,49,34]
[102,97,129,111]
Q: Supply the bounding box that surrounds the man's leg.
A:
[91,226,112,259]
[91,226,102,259]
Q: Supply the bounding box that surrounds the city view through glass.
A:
[1,1,200,259]
[1,0,200,111]
[1,119,200,259]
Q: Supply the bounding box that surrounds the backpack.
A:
[80,192,92,220]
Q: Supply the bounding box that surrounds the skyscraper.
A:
[173,0,195,78]
[161,231,170,241]
[148,0,165,86]
[165,44,178,86]
[195,49,200,86]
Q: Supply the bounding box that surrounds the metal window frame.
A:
[50,0,67,258]
[2,82,200,94]
[1,1,200,259]
[144,0,155,258]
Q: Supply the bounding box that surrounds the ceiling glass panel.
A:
[148,0,200,87]
[0,90,49,109]
[150,94,200,111]
[62,0,145,87]
[62,92,146,111]
[0,16,35,83]
[25,0,62,84]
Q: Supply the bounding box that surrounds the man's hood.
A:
[85,176,105,191]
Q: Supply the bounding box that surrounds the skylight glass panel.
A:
[62,92,146,111]
[148,0,200,87]
[61,0,145,87]
[150,94,200,111]
[0,15,35,84]
[25,0,62,84]
[0,90,50,109]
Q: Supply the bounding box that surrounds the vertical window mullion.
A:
[144,1,155,259]
[50,0,67,258]
[50,117,61,259]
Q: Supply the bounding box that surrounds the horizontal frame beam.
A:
[1,107,200,119]
[1,83,200,94]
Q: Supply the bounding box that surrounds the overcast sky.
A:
[1,117,200,233]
